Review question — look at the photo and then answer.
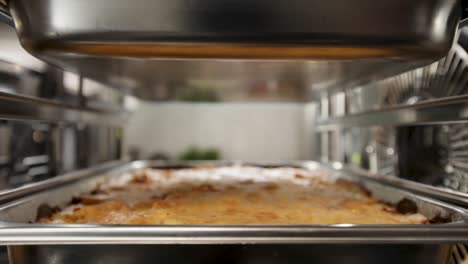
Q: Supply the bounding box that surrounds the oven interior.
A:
[1,0,468,263]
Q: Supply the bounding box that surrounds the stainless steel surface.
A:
[0,57,126,190]
[0,124,124,190]
[0,161,467,264]
[5,0,461,99]
[344,165,468,208]
[314,42,468,207]
[0,55,129,124]
[23,52,426,102]
[6,244,453,264]
[0,22,45,72]
[9,0,460,59]
[316,44,468,130]
[316,95,468,130]
[0,160,466,245]
[0,91,128,125]
[0,23,130,118]
[320,123,468,207]
[344,44,468,116]
[331,125,468,206]
[0,160,126,203]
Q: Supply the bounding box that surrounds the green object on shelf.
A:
[352,152,361,165]
[179,88,219,102]
[179,147,221,160]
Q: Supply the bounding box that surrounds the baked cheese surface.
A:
[40,166,427,225]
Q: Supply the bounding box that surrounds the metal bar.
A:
[0,160,127,204]
[0,92,129,125]
[1,227,468,245]
[342,165,468,207]
[316,95,468,130]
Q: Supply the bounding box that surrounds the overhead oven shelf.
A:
[0,91,128,125]
[0,0,462,99]
[317,95,468,130]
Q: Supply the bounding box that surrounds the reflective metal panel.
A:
[344,45,468,115]
[5,0,461,100]
[0,91,128,125]
[7,244,452,264]
[0,120,122,190]
[9,0,460,59]
[317,95,468,130]
[29,54,426,101]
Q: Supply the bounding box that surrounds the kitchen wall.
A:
[124,103,315,161]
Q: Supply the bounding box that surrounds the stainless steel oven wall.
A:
[0,24,128,190]
[314,39,468,263]
[316,33,468,204]
[0,70,127,190]
[0,121,122,189]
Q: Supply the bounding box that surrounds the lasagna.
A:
[39,165,428,225]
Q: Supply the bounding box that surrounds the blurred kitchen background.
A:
[125,102,314,161]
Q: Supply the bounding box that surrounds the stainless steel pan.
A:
[0,160,467,264]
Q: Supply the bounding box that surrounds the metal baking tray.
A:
[3,0,463,103]
[7,0,461,60]
[0,160,468,264]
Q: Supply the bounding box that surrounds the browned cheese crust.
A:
[39,166,428,225]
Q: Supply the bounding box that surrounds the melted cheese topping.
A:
[40,166,428,225]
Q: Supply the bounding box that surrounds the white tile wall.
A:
[124,103,315,161]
